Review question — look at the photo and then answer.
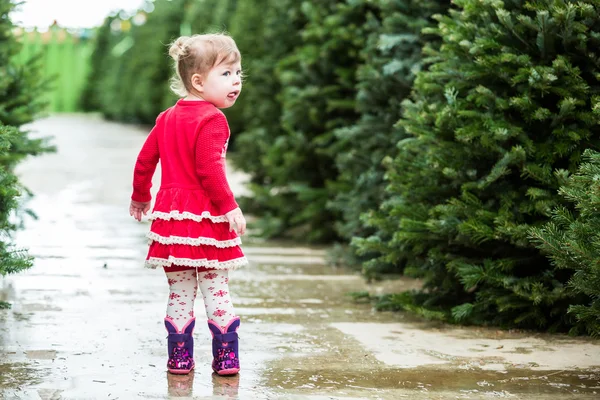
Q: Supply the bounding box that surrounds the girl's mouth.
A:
[227,91,239,99]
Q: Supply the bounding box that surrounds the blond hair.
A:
[168,33,241,97]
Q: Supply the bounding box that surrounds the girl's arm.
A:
[131,123,160,203]
[195,113,239,215]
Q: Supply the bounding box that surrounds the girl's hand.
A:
[225,207,246,235]
[130,200,151,222]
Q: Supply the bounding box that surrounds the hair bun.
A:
[169,36,190,60]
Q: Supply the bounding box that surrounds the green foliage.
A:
[235,0,376,242]
[230,0,306,222]
[187,0,237,32]
[80,17,115,112]
[360,0,600,332]
[83,0,188,124]
[0,126,34,278]
[332,0,450,275]
[0,0,51,182]
[529,149,600,337]
[0,0,53,306]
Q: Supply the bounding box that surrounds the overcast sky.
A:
[11,0,147,29]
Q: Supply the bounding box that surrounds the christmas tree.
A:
[0,0,52,306]
[0,127,33,284]
[80,14,117,112]
[361,0,600,331]
[235,0,377,242]
[332,0,450,275]
[529,149,600,337]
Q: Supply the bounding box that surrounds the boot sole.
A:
[213,367,239,376]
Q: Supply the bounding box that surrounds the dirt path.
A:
[0,115,598,400]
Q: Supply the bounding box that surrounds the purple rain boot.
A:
[208,317,240,376]
[165,318,196,375]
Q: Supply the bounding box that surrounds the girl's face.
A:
[194,61,242,109]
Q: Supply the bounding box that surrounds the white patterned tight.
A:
[165,268,237,331]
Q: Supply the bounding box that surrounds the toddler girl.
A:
[129,33,247,376]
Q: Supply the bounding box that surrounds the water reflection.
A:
[165,372,240,399]
[212,373,240,399]
[166,372,194,397]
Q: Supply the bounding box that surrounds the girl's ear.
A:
[190,73,204,93]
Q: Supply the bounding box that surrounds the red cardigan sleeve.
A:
[195,113,239,215]
[131,120,161,202]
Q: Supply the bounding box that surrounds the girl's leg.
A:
[198,269,240,375]
[197,269,236,328]
[164,267,198,328]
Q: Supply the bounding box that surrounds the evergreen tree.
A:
[87,0,189,123]
[331,0,450,274]
[115,0,188,123]
[83,11,129,120]
[79,15,117,112]
[188,0,237,31]
[235,0,377,242]
[0,128,33,281]
[0,0,52,305]
[360,0,600,331]
[529,149,600,337]
[230,0,307,237]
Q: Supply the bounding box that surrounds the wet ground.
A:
[1,114,599,400]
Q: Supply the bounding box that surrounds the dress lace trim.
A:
[145,256,248,270]
[149,210,228,223]
[147,232,241,248]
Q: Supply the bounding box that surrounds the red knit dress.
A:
[131,99,248,270]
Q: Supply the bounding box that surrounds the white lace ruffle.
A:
[147,232,241,248]
[149,210,228,223]
[145,256,248,270]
